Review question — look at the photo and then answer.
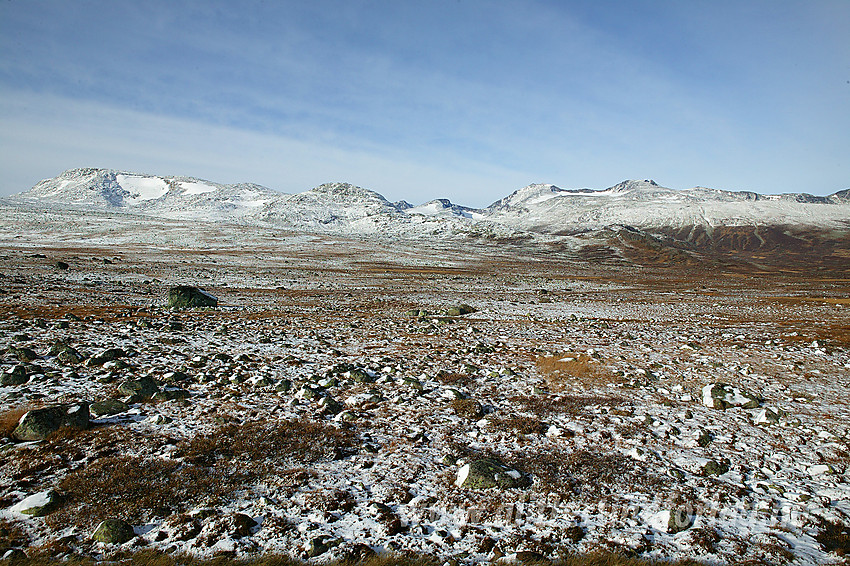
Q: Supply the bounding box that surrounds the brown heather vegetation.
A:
[508,395,624,418]
[43,420,355,529]
[0,405,29,438]
[1,549,708,566]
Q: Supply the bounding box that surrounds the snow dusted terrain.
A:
[8,168,850,241]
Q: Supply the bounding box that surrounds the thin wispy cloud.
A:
[1,0,847,204]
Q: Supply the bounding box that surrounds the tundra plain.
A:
[0,205,848,565]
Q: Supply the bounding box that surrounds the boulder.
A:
[232,513,257,537]
[8,346,39,363]
[702,459,730,477]
[92,519,135,544]
[0,365,29,386]
[455,458,530,489]
[702,383,761,410]
[151,388,191,402]
[11,490,63,517]
[446,304,476,316]
[87,348,127,367]
[12,403,90,441]
[90,399,130,417]
[755,407,783,425]
[117,377,160,400]
[167,286,218,308]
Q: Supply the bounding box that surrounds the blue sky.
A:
[1,0,848,206]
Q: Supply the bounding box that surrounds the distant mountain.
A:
[7,168,850,254]
[18,168,280,221]
[405,198,480,219]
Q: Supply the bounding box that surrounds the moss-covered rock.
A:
[12,403,89,441]
[455,458,529,489]
[167,286,218,308]
[92,518,135,544]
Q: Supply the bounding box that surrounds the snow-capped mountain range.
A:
[7,168,850,241]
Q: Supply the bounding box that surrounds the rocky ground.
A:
[0,208,848,565]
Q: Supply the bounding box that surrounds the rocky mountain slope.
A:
[7,168,850,262]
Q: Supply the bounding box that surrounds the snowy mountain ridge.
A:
[8,168,850,238]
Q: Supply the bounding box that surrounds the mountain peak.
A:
[309,182,391,204]
[609,179,660,193]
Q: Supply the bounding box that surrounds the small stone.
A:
[230,513,257,538]
[668,508,695,534]
[446,304,476,316]
[702,383,761,410]
[349,368,373,383]
[0,365,29,386]
[147,414,172,425]
[702,459,730,477]
[755,407,783,426]
[87,348,127,367]
[306,535,330,558]
[442,387,466,400]
[1,549,26,561]
[151,388,191,402]
[515,550,550,564]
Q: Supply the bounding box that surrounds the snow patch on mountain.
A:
[117,174,170,203]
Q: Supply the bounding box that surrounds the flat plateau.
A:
[0,207,848,565]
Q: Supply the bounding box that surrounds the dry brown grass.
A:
[2,426,144,494]
[490,413,546,435]
[536,354,615,389]
[450,398,483,420]
[1,549,707,565]
[0,518,29,549]
[177,419,355,469]
[50,455,211,528]
[0,405,30,438]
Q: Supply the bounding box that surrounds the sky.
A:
[1,0,848,207]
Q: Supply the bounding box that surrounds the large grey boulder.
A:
[12,403,90,441]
